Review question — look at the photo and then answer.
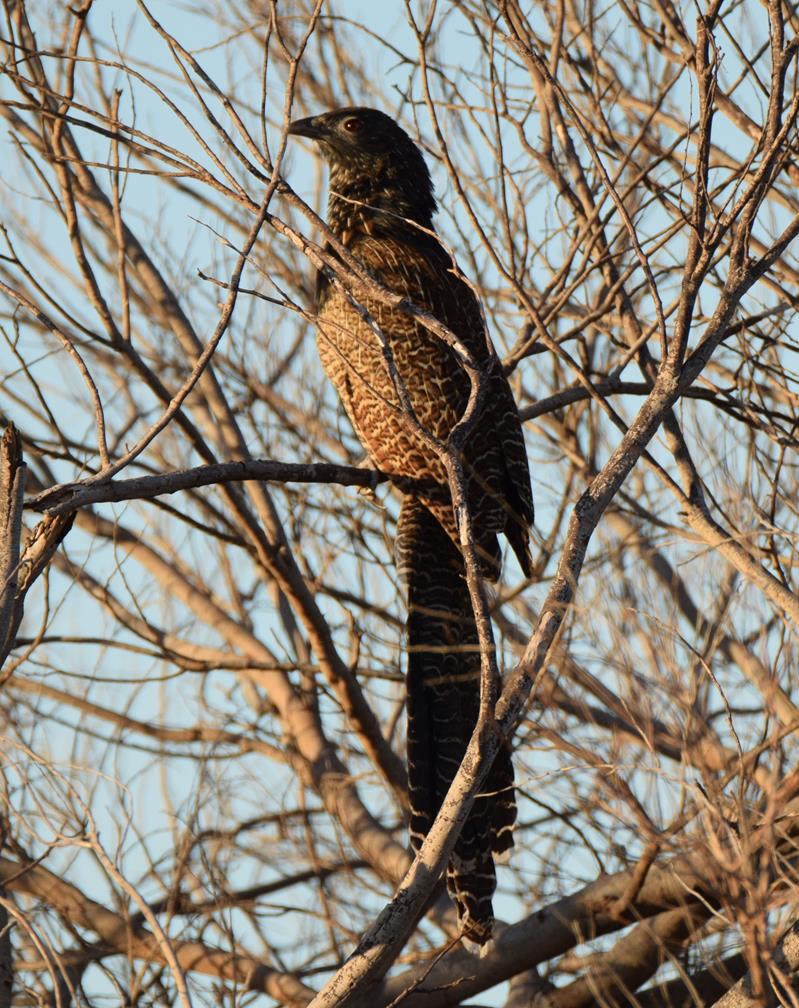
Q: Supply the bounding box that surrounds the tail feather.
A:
[397,496,516,943]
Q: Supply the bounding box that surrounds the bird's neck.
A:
[326,161,435,243]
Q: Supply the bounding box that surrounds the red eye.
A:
[343,117,363,133]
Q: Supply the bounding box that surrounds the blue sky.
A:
[3,2,793,1005]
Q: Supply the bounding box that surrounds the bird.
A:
[288,106,534,943]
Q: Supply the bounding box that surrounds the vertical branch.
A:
[0,425,24,669]
[0,810,10,1008]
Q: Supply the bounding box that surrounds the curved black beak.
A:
[287,115,326,140]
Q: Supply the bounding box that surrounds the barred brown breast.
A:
[316,229,532,580]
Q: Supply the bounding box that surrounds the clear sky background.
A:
[2,2,788,1006]
[3,5,544,1005]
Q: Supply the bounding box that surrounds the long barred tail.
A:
[396,496,516,944]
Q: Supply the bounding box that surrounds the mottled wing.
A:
[317,232,532,575]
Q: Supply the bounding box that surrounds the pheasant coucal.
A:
[288,106,534,943]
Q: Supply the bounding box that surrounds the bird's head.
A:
[289,107,418,168]
[288,107,436,228]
